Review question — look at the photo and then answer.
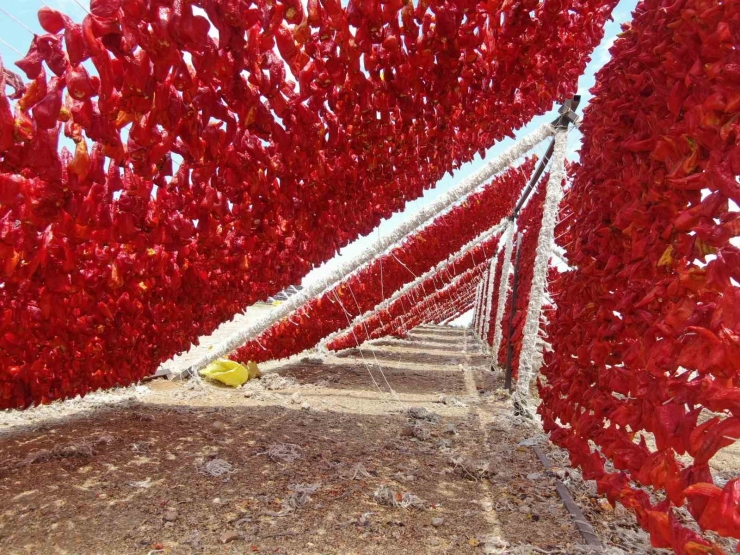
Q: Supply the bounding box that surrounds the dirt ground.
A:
[0,326,684,554]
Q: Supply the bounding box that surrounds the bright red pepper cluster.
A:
[438,296,474,324]
[483,246,506,345]
[492,179,546,374]
[414,277,479,326]
[539,0,740,550]
[0,0,616,408]
[327,233,501,350]
[370,263,483,338]
[233,160,533,363]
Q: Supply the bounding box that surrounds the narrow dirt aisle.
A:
[0,326,597,554]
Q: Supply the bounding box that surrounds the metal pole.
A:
[503,232,523,390]
[513,140,555,217]
[511,95,581,219]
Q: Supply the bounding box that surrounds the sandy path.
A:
[0,326,667,554]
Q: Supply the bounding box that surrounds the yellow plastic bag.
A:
[199,358,261,387]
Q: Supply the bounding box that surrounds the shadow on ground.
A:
[0,327,582,555]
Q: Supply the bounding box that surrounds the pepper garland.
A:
[321,221,506,351]
[471,282,482,336]
[494,177,548,372]
[473,278,486,339]
[326,227,503,350]
[539,0,740,549]
[486,247,507,347]
[429,289,477,326]
[232,158,535,365]
[368,264,484,340]
[478,270,490,339]
[481,243,502,347]
[410,288,476,329]
[515,129,568,407]
[441,302,473,326]
[490,221,517,360]
[1,0,619,407]
[412,284,478,329]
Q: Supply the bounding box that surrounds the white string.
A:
[476,279,486,338]
[0,37,22,56]
[472,282,480,334]
[378,227,384,301]
[391,253,419,281]
[479,273,489,339]
[0,7,35,35]
[481,227,504,343]
[344,281,403,405]
[392,252,434,308]
[481,230,504,347]
[330,290,391,403]
[72,0,91,14]
[473,279,485,338]
[423,269,456,330]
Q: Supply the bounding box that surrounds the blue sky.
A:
[0,0,639,312]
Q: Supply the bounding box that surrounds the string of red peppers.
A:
[387,264,485,335]
[484,246,506,345]
[436,297,474,325]
[413,278,479,328]
[0,0,617,408]
[427,286,477,325]
[232,160,533,363]
[539,0,740,550]
[401,287,477,332]
[370,264,482,339]
[494,178,547,376]
[326,232,502,350]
